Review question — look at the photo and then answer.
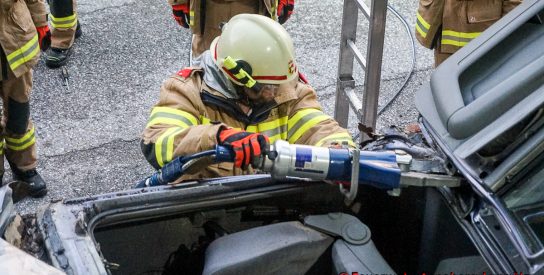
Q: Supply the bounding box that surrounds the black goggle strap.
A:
[222,56,263,93]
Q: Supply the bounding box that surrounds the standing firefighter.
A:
[0,0,50,197]
[141,14,354,181]
[45,0,82,68]
[416,0,522,66]
[168,0,294,60]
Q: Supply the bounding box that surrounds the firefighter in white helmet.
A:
[141,14,354,181]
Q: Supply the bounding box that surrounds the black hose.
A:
[377,4,417,116]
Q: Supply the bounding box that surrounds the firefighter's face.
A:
[244,84,279,105]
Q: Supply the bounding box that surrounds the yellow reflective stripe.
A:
[146,107,198,128]
[200,115,211,125]
[246,125,257,132]
[50,13,77,27]
[288,109,330,143]
[441,30,482,47]
[50,13,77,28]
[416,12,430,29]
[416,12,430,38]
[0,140,4,155]
[416,24,427,38]
[189,11,194,26]
[441,39,469,47]
[50,13,77,22]
[5,127,36,151]
[442,30,481,39]
[7,35,39,71]
[258,116,288,132]
[155,127,185,167]
[165,128,185,165]
[288,109,321,129]
[417,12,431,30]
[267,133,285,143]
[315,132,356,147]
[246,116,289,143]
[288,115,329,143]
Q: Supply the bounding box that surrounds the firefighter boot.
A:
[10,166,47,198]
[45,22,82,68]
[45,47,72,68]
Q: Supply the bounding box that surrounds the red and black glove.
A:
[172,4,190,28]
[218,127,270,170]
[277,0,294,24]
[36,25,51,51]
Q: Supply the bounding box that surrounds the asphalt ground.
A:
[14,0,435,214]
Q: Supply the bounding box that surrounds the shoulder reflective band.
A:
[146,107,199,129]
[441,30,481,47]
[222,56,261,90]
[416,12,430,38]
[7,35,39,72]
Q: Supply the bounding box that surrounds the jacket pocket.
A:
[9,0,33,34]
[415,0,445,49]
[466,0,502,24]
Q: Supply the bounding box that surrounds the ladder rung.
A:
[355,0,370,20]
[345,86,363,118]
[347,39,366,70]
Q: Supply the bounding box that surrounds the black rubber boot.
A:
[11,167,47,198]
[45,47,72,68]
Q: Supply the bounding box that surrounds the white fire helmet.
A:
[210,14,298,89]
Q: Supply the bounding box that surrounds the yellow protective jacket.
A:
[141,64,355,181]
[416,0,521,53]
[0,0,47,78]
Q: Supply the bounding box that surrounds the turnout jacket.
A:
[416,0,521,53]
[142,61,355,181]
[0,0,47,78]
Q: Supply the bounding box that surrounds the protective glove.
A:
[277,0,294,24]
[36,25,51,51]
[172,4,190,28]
[218,127,270,170]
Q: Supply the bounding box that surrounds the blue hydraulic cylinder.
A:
[326,149,401,190]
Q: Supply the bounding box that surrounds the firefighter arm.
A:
[24,0,48,27]
[141,77,225,169]
[286,85,355,148]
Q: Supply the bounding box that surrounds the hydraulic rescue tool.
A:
[136,140,460,196]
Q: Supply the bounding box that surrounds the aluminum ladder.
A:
[334,0,388,140]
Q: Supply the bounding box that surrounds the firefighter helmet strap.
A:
[222,56,263,93]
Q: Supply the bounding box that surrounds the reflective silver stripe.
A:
[260,124,287,138]
[441,35,473,44]
[416,19,428,35]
